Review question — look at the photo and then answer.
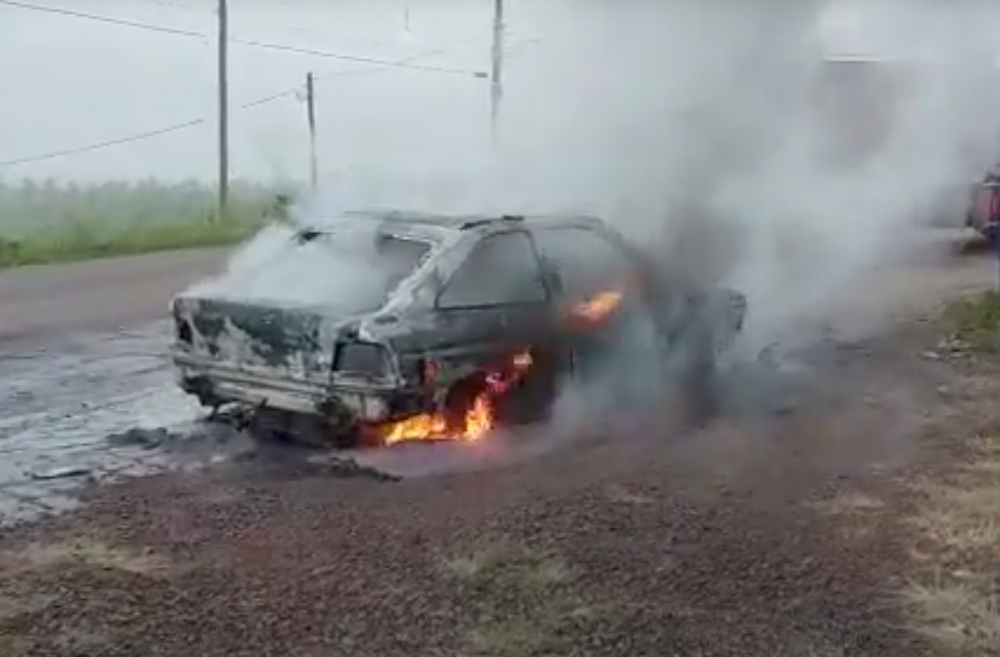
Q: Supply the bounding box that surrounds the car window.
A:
[531,227,634,298]
[437,231,547,308]
[201,223,432,314]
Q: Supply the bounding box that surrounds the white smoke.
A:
[205,0,1000,355]
[185,220,430,312]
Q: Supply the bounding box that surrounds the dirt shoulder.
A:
[0,313,977,657]
[0,248,228,346]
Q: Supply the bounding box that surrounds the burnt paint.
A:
[190,298,325,368]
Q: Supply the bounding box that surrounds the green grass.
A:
[0,178,289,268]
[938,291,1000,352]
[0,214,267,268]
[442,544,597,656]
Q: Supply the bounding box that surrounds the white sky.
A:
[0,0,996,182]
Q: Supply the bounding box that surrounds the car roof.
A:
[303,209,609,239]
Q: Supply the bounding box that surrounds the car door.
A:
[530,226,643,379]
[430,229,558,377]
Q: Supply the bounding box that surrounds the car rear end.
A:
[171,298,413,428]
[169,221,440,435]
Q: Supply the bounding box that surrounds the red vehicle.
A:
[966,168,1000,241]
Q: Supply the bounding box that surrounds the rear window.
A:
[300,229,431,311]
[202,222,433,314]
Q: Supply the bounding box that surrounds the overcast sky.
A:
[0,0,996,183]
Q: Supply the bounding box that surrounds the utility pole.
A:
[489,0,504,145]
[216,0,230,221]
[305,72,318,192]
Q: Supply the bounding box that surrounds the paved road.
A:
[0,248,228,346]
[0,248,233,523]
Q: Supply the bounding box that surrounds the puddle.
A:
[0,321,249,525]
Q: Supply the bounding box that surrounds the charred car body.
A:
[170,211,748,447]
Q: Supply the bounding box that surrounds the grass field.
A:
[0,179,284,268]
[904,291,1000,656]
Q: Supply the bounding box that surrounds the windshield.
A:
[196,222,433,315]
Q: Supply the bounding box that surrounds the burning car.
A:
[170,211,748,447]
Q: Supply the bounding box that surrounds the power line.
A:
[113,0,201,12]
[228,36,487,77]
[0,120,205,168]
[0,0,488,77]
[113,0,405,47]
[239,33,489,109]
[0,34,496,169]
[0,0,204,37]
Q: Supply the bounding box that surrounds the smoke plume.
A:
[186,1,1000,467]
[272,0,1000,354]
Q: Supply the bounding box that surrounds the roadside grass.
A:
[901,300,1000,656]
[442,543,595,656]
[901,430,1000,656]
[0,536,170,656]
[0,536,172,578]
[0,179,289,268]
[0,631,28,656]
[937,290,1000,352]
[0,214,266,268]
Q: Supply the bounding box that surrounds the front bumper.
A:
[173,355,426,424]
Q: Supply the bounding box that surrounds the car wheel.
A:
[247,408,353,448]
[505,348,559,425]
[442,374,489,435]
[677,323,722,426]
[445,350,559,433]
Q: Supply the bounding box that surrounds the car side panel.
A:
[380,228,563,392]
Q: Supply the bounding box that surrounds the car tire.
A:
[506,348,559,426]
[442,374,489,435]
[678,322,722,427]
[445,350,559,433]
[247,408,353,449]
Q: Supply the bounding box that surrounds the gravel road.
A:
[0,233,995,656]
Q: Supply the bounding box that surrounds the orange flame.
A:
[378,286,623,447]
[571,289,623,323]
[381,351,533,446]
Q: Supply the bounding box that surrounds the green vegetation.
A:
[938,291,1000,352]
[443,544,596,656]
[0,179,290,268]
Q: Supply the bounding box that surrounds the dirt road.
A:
[0,233,997,657]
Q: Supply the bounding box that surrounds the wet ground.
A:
[0,232,994,525]
[0,250,237,523]
[0,321,250,523]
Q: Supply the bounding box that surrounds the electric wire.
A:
[0,0,487,77]
[110,0,409,46]
[0,33,497,168]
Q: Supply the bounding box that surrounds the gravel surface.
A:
[0,233,994,656]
